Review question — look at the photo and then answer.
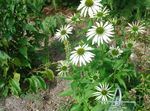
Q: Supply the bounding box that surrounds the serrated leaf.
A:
[10,87,19,95]
[35,76,47,89]
[28,77,37,93]
[9,79,21,95]
[42,69,54,80]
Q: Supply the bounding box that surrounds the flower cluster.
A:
[54,0,116,67]
[54,0,147,106]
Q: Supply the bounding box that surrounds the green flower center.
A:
[93,75,98,80]
[96,27,105,34]
[101,89,107,95]
[111,49,119,56]
[71,16,78,22]
[61,30,66,35]
[132,26,138,32]
[97,12,104,18]
[127,43,133,48]
[85,0,94,7]
[61,66,67,71]
[77,48,85,55]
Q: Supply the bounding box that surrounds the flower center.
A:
[96,27,105,34]
[111,49,119,56]
[132,26,138,32]
[72,16,77,22]
[101,89,107,95]
[127,43,133,48]
[93,75,98,80]
[77,48,85,55]
[85,0,94,7]
[61,30,66,35]
[61,66,67,71]
[97,12,104,18]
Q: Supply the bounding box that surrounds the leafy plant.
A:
[0,0,64,96]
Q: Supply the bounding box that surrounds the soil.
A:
[0,79,71,111]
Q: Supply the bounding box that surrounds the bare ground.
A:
[0,79,71,111]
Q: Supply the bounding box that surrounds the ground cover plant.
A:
[0,0,150,111]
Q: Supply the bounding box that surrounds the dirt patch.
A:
[0,79,71,111]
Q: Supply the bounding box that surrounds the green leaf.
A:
[0,50,10,62]
[41,69,54,80]
[113,60,124,70]
[2,87,9,97]
[25,23,37,32]
[12,57,22,66]
[36,76,47,89]
[59,89,73,96]
[28,78,37,93]
[9,79,21,95]
[19,46,28,59]
[10,87,19,95]
[0,80,5,89]
[116,75,127,89]
[70,104,82,111]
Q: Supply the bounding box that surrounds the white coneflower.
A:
[70,44,95,66]
[57,60,70,77]
[87,21,114,46]
[127,21,146,35]
[66,14,80,24]
[94,6,109,19]
[93,83,114,103]
[89,72,100,82]
[55,24,73,42]
[77,0,102,18]
[109,46,123,58]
